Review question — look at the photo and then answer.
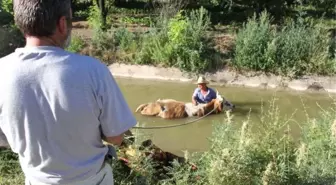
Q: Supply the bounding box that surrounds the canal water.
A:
[115,77,335,156]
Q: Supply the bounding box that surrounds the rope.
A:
[132,104,219,129]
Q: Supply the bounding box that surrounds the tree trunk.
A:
[98,0,107,30]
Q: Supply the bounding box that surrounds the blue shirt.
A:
[0,46,137,184]
[192,87,217,104]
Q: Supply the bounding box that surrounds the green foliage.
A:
[1,0,13,15]
[87,4,102,30]
[233,11,275,72]
[113,27,136,51]
[87,7,219,74]
[0,0,14,25]
[295,110,336,184]
[233,11,335,77]
[73,10,90,19]
[120,16,152,26]
[160,99,336,185]
[135,7,217,74]
[304,0,336,12]
[272,19,334,76]
[0,148,24,185]
[66,35,86,53]
[0,26,25,58]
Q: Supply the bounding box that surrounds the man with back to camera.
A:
[0,0,137,184]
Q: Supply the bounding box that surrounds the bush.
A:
[135,7,218,74]
[66,35,86,53]
[0,0,14,26]
[233,11,335,77]
[304,0,336,12]
[233,11,276,72]
[272,19,334,76]
[0,26,25,58]
[86,7,220,74]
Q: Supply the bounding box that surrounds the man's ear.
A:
[57,16,70,35]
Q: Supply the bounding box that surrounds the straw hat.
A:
[196,76,209,84]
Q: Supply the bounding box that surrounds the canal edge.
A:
[108,63,336,94]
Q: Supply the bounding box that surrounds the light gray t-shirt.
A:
[0,46,137,184]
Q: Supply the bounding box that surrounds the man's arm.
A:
[97,64,137,146]
[102,133,124,146]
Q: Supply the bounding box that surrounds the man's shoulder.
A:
[208,87,217,94]
[67,52,105,67]
[0,52,15,63]
[193,87,201,92]
[66,52,111,73]
[0,52,17,73]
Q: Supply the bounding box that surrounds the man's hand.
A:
[103,130,134,146]
[102,130,134,147]
[102,134,124,146]
[192,97,197,106]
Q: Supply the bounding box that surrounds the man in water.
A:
[192,76,235,109]
[0,0,136,184]
[192,76,217,105]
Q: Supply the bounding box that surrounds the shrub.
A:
[272,19,335,76]
[233,11,276,72]
[295,111,336,184]
[87,4,102,30]
[161,99,336,185]
[0,0,14,26]
[113,27,137,51]
[233,11,335,77]
[305,0,336,12]
[134,7,218,74]
[84,6,221,73]
[0,26,25,58]
[66,35,86,53]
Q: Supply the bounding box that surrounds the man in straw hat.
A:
[192,76,235,109]
[192,76,218,106]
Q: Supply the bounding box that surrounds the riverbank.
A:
[108,63,336,94]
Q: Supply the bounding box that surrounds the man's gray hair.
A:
[13,0,72,37]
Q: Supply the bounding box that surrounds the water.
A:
[115,77,335,156]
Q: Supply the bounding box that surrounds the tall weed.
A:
[135,7,217,74]
[160,98,336,185]
[272,19,335,76]
[66,35,85,53]
[233,11,335,77]
[233,11,275,72]
[295,110,336,184]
